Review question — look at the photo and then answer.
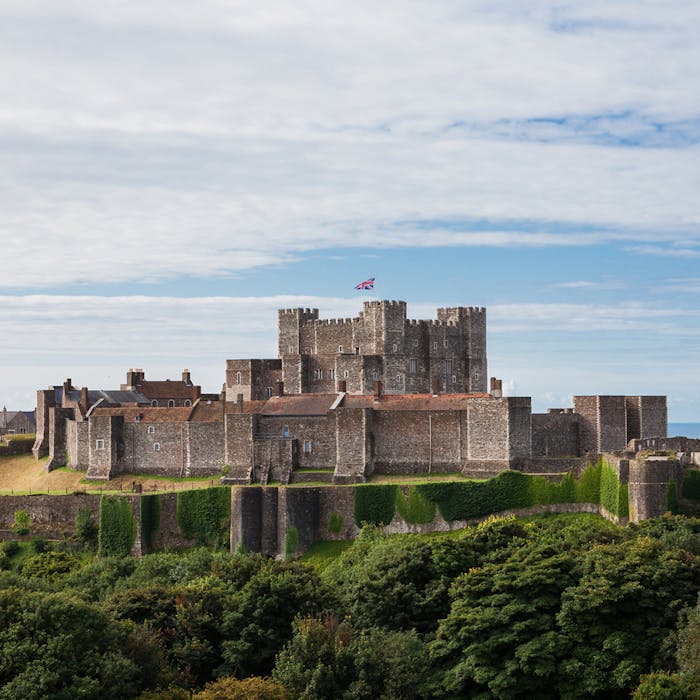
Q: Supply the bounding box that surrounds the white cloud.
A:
[0,1,699,288]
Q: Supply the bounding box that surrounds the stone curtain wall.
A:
[531,413,580,458]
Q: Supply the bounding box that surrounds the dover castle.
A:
[33,300,671,488]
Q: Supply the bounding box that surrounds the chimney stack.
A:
[182,369,191,385]
[373,380,382,402]
[236,393,244,414]
[277,381,284,397]
[80,387,89,413]
[490,377,503,398]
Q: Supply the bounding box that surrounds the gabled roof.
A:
[134,380,200,400]
[259,394,339,417]
[90,406,193,423]
[341,393,492,411]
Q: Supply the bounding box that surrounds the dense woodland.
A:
[2,512,700,699]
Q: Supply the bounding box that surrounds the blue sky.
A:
[1,1,699,420]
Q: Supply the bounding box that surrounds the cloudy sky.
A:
[2,1,699,420]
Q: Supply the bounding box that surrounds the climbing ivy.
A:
[140,494,162,552]
[176,487,231,547]
[353,484,398,526]
[98,496,136,557]
[395,486,437,524]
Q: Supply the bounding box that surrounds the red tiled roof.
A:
[189,402,223,422]
[91,406,193,423]
[224,400,266,415]
[342,393,491,411]
[135,380,200,400]
[259,394,339,416]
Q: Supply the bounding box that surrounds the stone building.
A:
[226,301,487,401]
[0,407,35,436]
[32,300,669,483]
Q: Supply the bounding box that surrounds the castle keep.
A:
[33,301,668,486]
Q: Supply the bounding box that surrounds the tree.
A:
[557,537,700,698]
[429,542,578,699]
[194,676,287,700]
[0,587,163,699]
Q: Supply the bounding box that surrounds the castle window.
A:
[184,400,191,407]
[433,341,438,350]
[445,359,453,374]
[444,339,448,348]
[235,371,241,384]
[147,426,155,435]
[392,343,398,352]
[355,347,360,355]
[328,369,335,379]
[396,373,402,383]
[153,443,161,452]
[283,425,289,438]
[95,439,105,451]
[344,370,349,379]
[313,369,323,380]
[168,400,175,408]
[303,440,312,454]
[371,370,378,381]
[135,415,141,422]
[288,346,294,353]
[151,400,158,407]
[338,345,343,353]
[409,358,418,374]
[452,375,457,384]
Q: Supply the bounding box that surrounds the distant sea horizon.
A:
[669,423,700,439]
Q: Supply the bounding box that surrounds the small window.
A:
[153,443,161,452]
[408,358,418,374]
[95,439,105,450]
[328,368,335,379]
[283,425,289,438]
[344,370,349,379]
[314,369,323,380]
[265,386,273,398]
[235,371,241,384]
[288,346,294,353]
[371,370,378,381]
[184,400,191,407]
[445,359,453,374]
[396,373,402,383]
[444,339,448,348]
[303,440,312,454]
[452,375,457,384]
[413,339,418,347]
[338,345,343,353]
[474,372,480,380]
[151,400,158,407]
[433,341,438,350]
[168,399,175,408]
[392,343,398,352]
[147,426,155,435]
[135,415,141,422]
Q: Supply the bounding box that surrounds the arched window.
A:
[153,443,161,452]
[184,400,191,407]
[168,400,175,408]
[151,400,158,407]
[236,371,241,384]
[147,426,155,435]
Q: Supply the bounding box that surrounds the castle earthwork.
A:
[32,300,672,489]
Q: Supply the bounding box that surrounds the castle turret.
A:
[278,308,319,357]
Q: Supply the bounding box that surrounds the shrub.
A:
[2,540,20,557]
[12,509,31,536]
[30,536,47,554]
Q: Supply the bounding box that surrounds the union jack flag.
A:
[354,277,375,290]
